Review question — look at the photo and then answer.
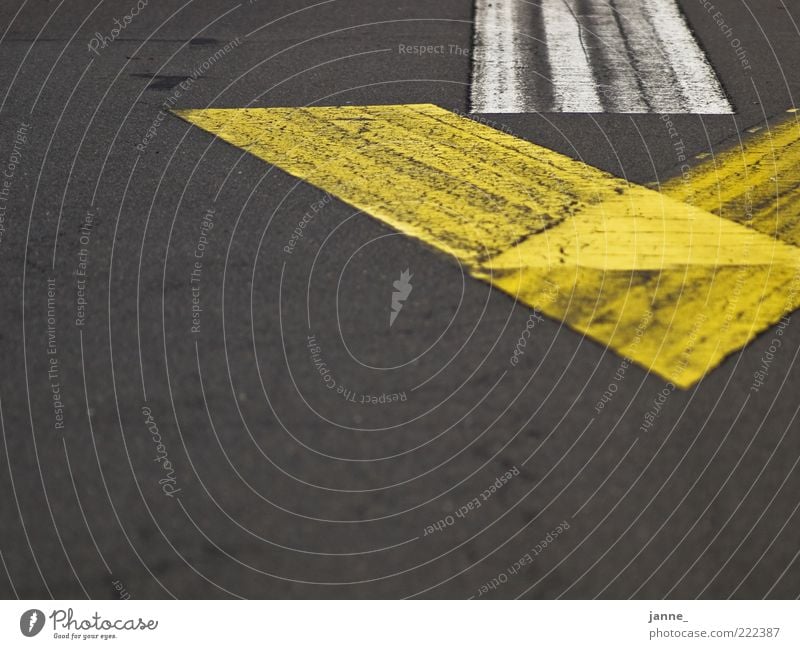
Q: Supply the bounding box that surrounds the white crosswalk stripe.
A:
[470,0,733,113]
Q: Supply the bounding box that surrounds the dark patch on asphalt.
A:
[131,73,189,90]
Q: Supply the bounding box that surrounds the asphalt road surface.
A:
[1,0,799,599]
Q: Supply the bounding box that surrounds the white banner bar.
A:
[1,600,797,647]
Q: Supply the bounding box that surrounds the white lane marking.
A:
[640,0,732,113]
[576,5,650,113]
[470,0,733,114]
[540,0,603,112]
[470,0,532,112]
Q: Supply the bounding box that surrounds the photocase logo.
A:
[20,609,45,637]
[390,269,413,327]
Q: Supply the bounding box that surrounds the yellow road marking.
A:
[174,104,618,264]
[659,114,800,246]
[174,104,800,388]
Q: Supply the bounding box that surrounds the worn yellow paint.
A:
[174,104,626,263]
[174,104,800,388]
[659,114,800,246]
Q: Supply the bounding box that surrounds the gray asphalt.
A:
[1,0,799,599]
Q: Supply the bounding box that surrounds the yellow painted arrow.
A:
[174,104,800,388]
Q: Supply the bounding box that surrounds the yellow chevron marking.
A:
[174,104,800,388]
